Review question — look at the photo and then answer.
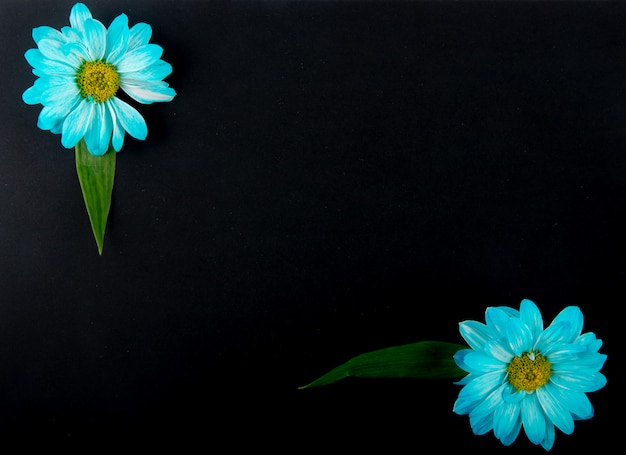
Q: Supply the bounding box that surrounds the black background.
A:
[0,0,620,452]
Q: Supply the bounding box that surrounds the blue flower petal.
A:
[61,99,94,148]
[38,38,83,69]
[458,370,504,404]
[110,97,147,140]
[25,49,70,76]
[128,22,152,50]
[453,394,478,415]
[106,13,129,65]
[543,343,586,360]
[484,339,514,363]
[501,385,526,404]
[485,307,513,337]
[22,78,49,105]
[545,383,594,420]
[83,18,107,61]
[550,306,584,343]
[40,82,79,107]
[50,118,64,135]
[521,393,547,445]
[463,350,506,373]
[69,3,92,31]
[61,26,82,43]
[116,43,163,73]
[535,321,572,352]
[574,332,603,352]
[120,81,176,104]
[469,383,508,435]
[84,103,113,156]
[32,26,64,44]
[536,384,574,435]
[500,415,522,446]
[37,93,80,131]
[121,60,173,82]
[506,317,533,356]
[520,299,543,339]
[493,401,520,443]
[551,370,607,393]
[458,320,491,351]
[107,103,125,152]
[540,422,556,451]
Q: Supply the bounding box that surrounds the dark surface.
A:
[0,0,619,452]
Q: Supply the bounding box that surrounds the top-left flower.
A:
[22,2,176,156]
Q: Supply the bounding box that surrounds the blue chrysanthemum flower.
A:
[22,2,176,156]
[453,299,607,451]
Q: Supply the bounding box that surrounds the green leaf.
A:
[299,340,467,389]
[75,139,116,255]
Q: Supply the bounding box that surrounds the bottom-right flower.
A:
[453,299,607,451]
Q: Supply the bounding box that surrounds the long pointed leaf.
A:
[75,139,116,255]
[299,340,467,389]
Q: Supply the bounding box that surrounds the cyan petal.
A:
[116,43,163,73]
[574,332,603,353]
[40,81,80,107]
[26,49,75,77]
[459,320,491,351]
[37,38,65,60]
[33,26,64,44]
[550,306,583,343]
[521,393,547,445]
[106,13,129,65]
[520,299,543,340]
[484,339,514,363]
[469,383,507,435]
[493,401,520,442]
[492,306,520,318]
[551,371,607,393]
[453,392,480,415]
[111,97,147,140]
[506,318,533,356]
[535,320,571,352]
[463,350,506,373]
[120,81,176,104]
[128,22,152,50]
[500,416,522,446]
[540,422,556,451]
[22,78,48,105]
[83,18,107,61]
[536,385,574,435]
[50,118,64,134]
[501,385,526,404]
[37,94,80,131]
[61,99,94,148]
[485,307,514,337]
[24,49,45,71]
[107,103,125,151]
[121,60,173,82]
[37,105,64,131]
[458,370,504,403]
[61,26,82,43]
[38,38,83,68]
[83,103,113,156]
[69,2,92,31]
[545,384,593,421]
[542,343,586,359]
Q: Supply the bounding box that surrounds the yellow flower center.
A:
[507,351,551,392]
[76,61,120,103]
